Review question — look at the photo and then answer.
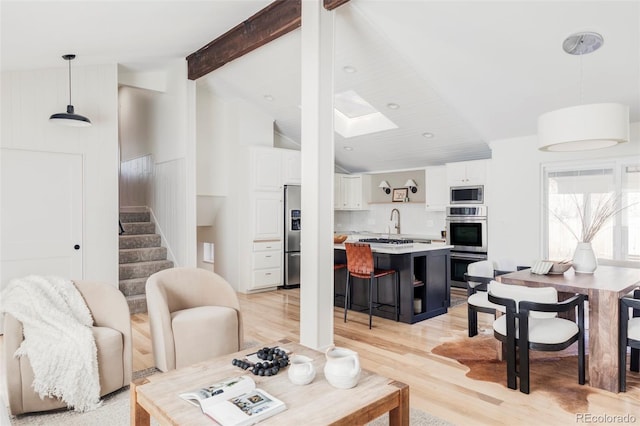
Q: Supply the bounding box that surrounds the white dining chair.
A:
[619,289,640,392]
[488,281,585,394]
[465,260,503,337]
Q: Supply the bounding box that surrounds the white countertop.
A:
[334,232,446,243]
[334,242,453,254]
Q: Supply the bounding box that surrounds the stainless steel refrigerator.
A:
[283,185,301,288]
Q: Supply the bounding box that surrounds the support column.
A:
[299,0,335,350]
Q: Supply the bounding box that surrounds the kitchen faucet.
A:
[390,208,400,234]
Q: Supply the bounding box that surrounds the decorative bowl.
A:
[334,234,348,244]
[549,261,572,274]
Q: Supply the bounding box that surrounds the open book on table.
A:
[179,375,286,426]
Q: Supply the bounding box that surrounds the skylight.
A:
[333,90,398,138]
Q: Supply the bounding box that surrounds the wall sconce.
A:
[378,180,391,194]
[405,179,418,193]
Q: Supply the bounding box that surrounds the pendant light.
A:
[49,54,92,127]
[537,32,628,151]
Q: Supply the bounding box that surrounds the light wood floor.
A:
[131,288,640,426]
[3,288,639,425]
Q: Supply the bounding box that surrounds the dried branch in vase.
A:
[550,192,636,243]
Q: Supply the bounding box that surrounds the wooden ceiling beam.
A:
[187,0,301,80]
[187,0,350,80]
[323,0,350,11]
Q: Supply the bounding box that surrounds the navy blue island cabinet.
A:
[334,244,451,324]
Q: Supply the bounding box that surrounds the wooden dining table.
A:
[498,265,640,393]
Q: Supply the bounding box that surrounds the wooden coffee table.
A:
[131,339,409,425]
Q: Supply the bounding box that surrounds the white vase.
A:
[572,242,597,274]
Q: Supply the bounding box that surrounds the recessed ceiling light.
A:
[342,65,357,73]
[422,132,434,138]
[387,103,399,110]
[264,95,274,101]
[343,146,354,151]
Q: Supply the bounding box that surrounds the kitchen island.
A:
[334,241,452,324]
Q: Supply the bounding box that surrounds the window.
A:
[543,159,640,264]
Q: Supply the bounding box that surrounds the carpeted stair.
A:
[119,211,173,314]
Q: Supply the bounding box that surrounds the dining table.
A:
[497,265,640,393]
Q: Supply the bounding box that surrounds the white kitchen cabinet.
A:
[282,150,301,184]
[252,192,282,241]
[250,240,282,291]
[252,268,281,289]
[334,173,344,209]
[251,147,282,191]
[239,147,300,292]
[342,175,363,209]
[446,159,487,186]
[335,173,367,210]
[424,166,447,211]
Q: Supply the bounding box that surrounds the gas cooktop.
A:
[358,238,414,246]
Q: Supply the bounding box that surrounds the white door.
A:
[1,148,83,292]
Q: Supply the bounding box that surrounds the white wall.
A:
[274,131,301,150]
[234,98,275,147]
[118,60,196,268]
[334,204,446,238]
[195,85,236,284]
[148,60,194,268]
[487,122,640,267]
[119,154,153,207]
[118,86,155,161]
[1,64,119,285]
[195,85,276,290]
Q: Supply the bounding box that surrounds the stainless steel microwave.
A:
[450,185,484,204]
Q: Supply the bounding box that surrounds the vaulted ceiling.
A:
[2,1,638,173]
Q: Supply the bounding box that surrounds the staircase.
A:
[119,211,173,314]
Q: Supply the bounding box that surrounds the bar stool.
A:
[343,242,398,329]
[334,263,347,304]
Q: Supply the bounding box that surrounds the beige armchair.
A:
[3,280,132,415]
[146,267,243,372]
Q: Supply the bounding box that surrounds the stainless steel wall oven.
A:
[446,206,488,288]
[449,252,488,288]
[446,206,487,253]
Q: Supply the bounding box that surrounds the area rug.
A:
[8,343,265,425]
[432,334,640,413]
[9,367,160,426]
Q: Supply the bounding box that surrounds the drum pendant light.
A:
[537,32,628,151]
[49,54,92,127]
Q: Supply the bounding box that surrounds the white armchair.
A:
[146,267,243,372]
[3,280,132,415]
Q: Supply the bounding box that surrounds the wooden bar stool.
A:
[343,242,398,329]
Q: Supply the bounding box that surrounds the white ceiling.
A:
[2,1,639,173]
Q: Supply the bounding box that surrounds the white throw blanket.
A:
[0,275,101,412]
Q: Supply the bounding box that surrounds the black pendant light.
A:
[49,54,92,127]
